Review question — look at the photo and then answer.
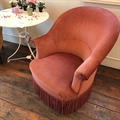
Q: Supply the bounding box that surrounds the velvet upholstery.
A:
[29,6,120,114]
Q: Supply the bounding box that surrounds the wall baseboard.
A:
[101,56,120,69]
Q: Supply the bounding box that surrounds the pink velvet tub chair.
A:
[29,6,120,114]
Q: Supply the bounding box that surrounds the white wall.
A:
[2,0,120,69]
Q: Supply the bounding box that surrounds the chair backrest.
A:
[47,6,120,61]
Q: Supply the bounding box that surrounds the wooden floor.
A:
[0,41,120,120]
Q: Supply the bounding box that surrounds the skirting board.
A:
[101,56,120,69]
[3,33,120,70]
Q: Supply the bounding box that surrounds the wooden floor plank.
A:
[0,41,120,120]
[95,74,120,89]
[0,117,6,120]
[88,91,120,113]
[0,66,32,82]
[0,84,96,120]
[77,102,120,120]
[0,99,49,120]
[96,65,120,80]
[92,78,120,100]
[0,71,34,94]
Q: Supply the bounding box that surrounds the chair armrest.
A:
[71,56,100,93]
[33,34,56,59]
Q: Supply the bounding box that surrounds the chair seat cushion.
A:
[30,53,83,101]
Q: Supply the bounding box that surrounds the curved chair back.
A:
[46,6,120,61]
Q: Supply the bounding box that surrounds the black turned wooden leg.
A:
[0,51,3,64]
